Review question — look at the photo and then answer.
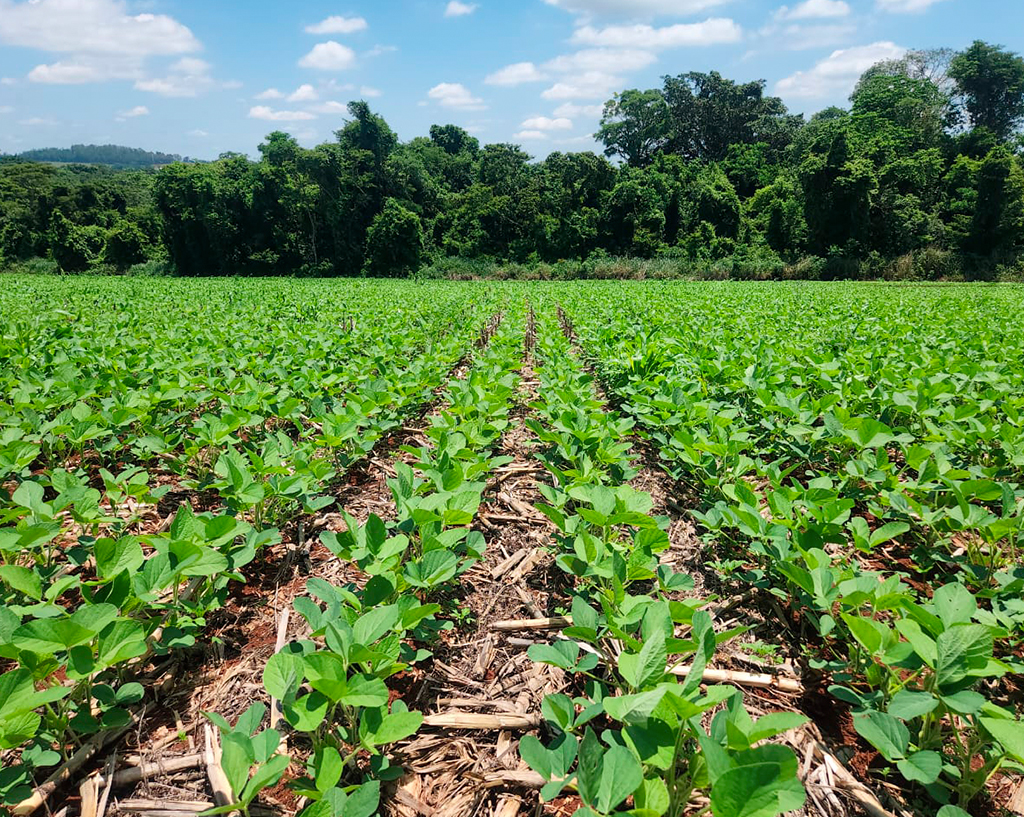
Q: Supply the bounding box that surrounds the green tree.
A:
[661,71,801,162]
[364,198,424,276]
[596,89,670,167]
[48,210,94,272]
[103,219,150,270]
[950,41,1024,141]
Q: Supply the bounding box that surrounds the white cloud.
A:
[514,130,548,140]
[305,16,368,34]
[541,70,624,100]
[445,1,478,16]
[875,0,948,10]
[255,88,284,100]
[299,41,357,70]
[775,41,906,99]
[288,83,319,102]
[118,105,149,117]
[775,0,850,19]
[0,105,13,113]
[310,100,349,114]
[542,0,730,15]
[188,129,209,137]
[19,117,56,126]
[366,44,398,57]
[571,18,742,49]
[485,62,546,86]
[248,105,317,122]
[760,22,855,50]
[0,77,16,85]
[544,48,656,73]
[521,115,573,130]
[428,82,486,110]
[29,58,138,84]
[360,85,382,98]
[135,58,219,97]
[554,101,604,118]
[0,0,199,56]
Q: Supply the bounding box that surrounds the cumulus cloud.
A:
[309,100,350,114]
[571,18,742,49]
[29,58,138,84]
[445,1,478,16]
[19,116,57,126]
[542,0,730,15]
[428,82,486,110]
[775,0,850,19]
[255,88,284,100]
[759,22,855,50]
[288,83,319,102]
[520,115,573,130]
[117,105,149,118]
[305,16,368,34]
[299,41,357,70]
[360,85,382,98]
[485,62,546,86]
[513,130,548,140]
[875,0,948,10]
[0,0,199,56]
[248,105,317,122]
[135,57,220,97]
[553,101,604,118]
[774,41,906,99]
[541,70,625,100]
[545,48,656,73]
[188,129,209,137]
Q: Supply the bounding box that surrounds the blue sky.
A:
[0,0,1021,160]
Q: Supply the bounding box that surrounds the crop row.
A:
[559,282,1024,811]
[515,303,809,817]
[0,279,507,811]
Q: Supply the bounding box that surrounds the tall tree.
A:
[950,41,1024,141]
[596,89,670,167]
[660,71,801,162]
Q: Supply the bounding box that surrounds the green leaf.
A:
[595,745,643,814]
[339,674,388,708]
[0,566,42,601]
[618,630,667,691]
[13,617,94,653]
[980,717,1024,763]
[932,583,977,629]
[710,760,806,817]
[528,641,579,671]
[218,731,253,799]
[748,712,809,744]
[284,692,329,733]
[576,729,603,808]
[342,780,381,817]
[314,746,344,793]
[94,537,145,580]
[887,690,938,721]
[869,522,910,548]
[852,711,908,762]
[240,753,289,806]
[897,750,942,784]
[263,651,303,701]
[353,605,399,646]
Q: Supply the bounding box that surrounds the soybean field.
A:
[1,277,1022,817]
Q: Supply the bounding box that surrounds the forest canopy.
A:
[3,40,1024,280]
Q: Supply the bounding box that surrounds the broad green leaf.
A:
[852,711,908,761]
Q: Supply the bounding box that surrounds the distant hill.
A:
[15,144,193,169]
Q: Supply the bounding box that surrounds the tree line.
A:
[2,40,1024,280]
